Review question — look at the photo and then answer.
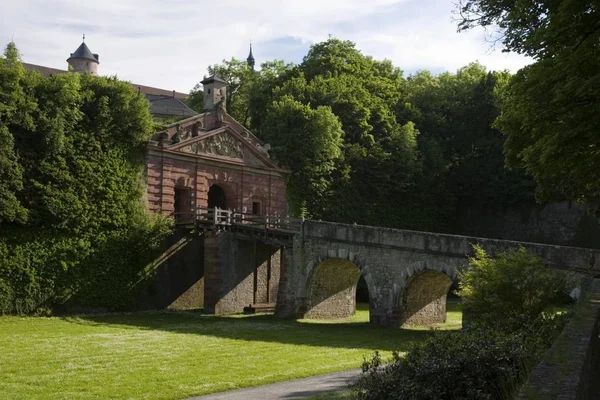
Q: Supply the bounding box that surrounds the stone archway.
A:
[300,250,375,320]
[396,261,457,327]
[208,184,227,209]
[303,258,362,319]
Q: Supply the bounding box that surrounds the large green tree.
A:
[399,64,535,212]
[191,38,536,232]
[261,95,343,216]
[0,43,32,224]
[457,0,600,214]
[0,43,171,314]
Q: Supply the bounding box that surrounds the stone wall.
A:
[456,202,600,249]
[146,152,287,218]
[517,278,600,400]
[143,229,205,310]
[204,231,282,314]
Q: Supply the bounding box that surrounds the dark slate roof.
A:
[145,94,198,118]
[22,63,68,77]
[67,42,99,63]
[134,84,188,100]
[200,75,228,85]
[23,63,188,99]
[247,44,255,63]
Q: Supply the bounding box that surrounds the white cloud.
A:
[0,0,531,92]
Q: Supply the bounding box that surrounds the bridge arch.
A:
[395,261,457,327]
[300,249,376,320]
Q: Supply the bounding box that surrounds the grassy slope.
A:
[0,304,462,400]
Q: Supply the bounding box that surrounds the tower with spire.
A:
[246,42,255,71]
[67,34,99,75]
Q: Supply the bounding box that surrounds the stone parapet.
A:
[517,278,600,399]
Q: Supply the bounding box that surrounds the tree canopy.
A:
[197,38,537,229]
[457,0,600,214]
[0,43,170,314]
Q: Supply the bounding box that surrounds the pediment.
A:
[169,128,277,169]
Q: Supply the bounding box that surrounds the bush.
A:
[0,43,172,314]
[353,313,570,400]
[0,216,171,315]
[457,245,569,326]
[352,246,574,399]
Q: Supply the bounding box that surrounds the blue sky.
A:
[1,0,531,93]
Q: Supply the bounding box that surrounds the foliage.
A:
[188,58,257,125]
[0,42,30,224]
[457,246,569,325]
[198,39,536,231]
[354,247,571,399]
[498,49,600,212]
[261,95,344,216]
[457,0,600,215]
[354,313,569,400]
[0,42,172,314]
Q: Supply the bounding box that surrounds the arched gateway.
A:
[143,75,289,311]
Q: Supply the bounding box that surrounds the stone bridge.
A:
[270,221,600,327]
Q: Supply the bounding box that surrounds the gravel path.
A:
[188,369,360,400]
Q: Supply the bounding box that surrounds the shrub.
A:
[457,245,569,326]
[353,313,570,400]
[352,246,574,399]
[0,216,171,315]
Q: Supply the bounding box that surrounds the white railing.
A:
[173,206,303,233]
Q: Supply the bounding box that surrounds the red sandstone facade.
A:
[145,106,288,219]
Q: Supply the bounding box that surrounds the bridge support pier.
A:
[204,231,283,314]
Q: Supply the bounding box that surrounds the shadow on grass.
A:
[60,303,461,352]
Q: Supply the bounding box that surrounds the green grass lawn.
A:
[0,303,462,400]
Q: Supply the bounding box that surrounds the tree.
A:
[261,95,343,216]
[0,43,32,224]
[0,42,171,314]
[456,0,600,214]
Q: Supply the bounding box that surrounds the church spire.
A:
[246,41,255,71]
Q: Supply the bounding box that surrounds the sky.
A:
[0,0,532,93]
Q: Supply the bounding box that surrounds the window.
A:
[174,187,192,223]
[252,201,261,215]
[207,89,211,94]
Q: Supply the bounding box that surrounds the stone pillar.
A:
[203,232,222,314]
[275,246,297,318]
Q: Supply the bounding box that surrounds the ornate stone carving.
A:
[245,151,266,166]
[256,143,271,158]
[180,142,200,154]
[177,132,243,159]
[178,121,203,141]
[172,124,182,143]
[181,126,193,141]
[202,132,243,158]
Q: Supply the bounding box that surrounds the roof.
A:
[145,94,198,118]
[22,63,188,99]
[133,84,188,100]
[22,63,68,77]
[22,62,193,117]
[67,42,99,63]
[200,75,228,85]
[247,44,255,62]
